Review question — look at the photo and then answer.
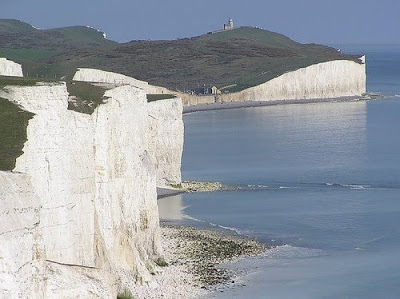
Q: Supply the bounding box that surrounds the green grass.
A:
[146,94,176,102]
[0,77,107,171]
[0,97,34,171]
[46,26,116,48]
[0,19,115,80]
[0,19,35,34]
[202,27,298,48]
[0,76,57,88]
[66,81,108,114]
[0,48,61,61]
[117,289,134,299]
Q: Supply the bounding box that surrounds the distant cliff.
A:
[0,58,23,77]
[218,58,366,102]
[180,58,366,107]
[0,69,183,297]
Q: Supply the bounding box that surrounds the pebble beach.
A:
[132,225,266,299]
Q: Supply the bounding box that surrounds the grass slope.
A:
[0,20,361,92]
[0,19,116,79]
[104,27,360,92]
[0,97,34,171]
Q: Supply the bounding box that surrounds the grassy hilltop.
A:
[0,19,361,92]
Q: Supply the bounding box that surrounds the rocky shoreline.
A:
[168,180,235,193]
[182,95,376,114]
[132,224,266,299]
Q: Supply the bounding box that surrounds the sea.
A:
[157,44,400,298]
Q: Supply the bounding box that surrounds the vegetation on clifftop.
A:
[0,97,34,171]
[146,94,176,102]
[66,81,108,114]
[0,20,362,93]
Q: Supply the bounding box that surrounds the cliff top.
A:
[0,20,362,92]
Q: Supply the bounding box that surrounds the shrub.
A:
[117,288,134,299]
[155,257,168,267]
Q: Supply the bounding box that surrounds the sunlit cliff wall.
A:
[0,80,182,297]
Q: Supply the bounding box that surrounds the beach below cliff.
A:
[132,224,266,299]
[182,95,372,114]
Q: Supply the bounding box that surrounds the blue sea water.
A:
[158,45,400,298]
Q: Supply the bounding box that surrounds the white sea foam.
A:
[342,184,370,190]
[183,216,243,235]
[218,225,242,235]
[183,214,206,223]
[262,244,324,259]
[209,222,242,235]
[325,182,370,189]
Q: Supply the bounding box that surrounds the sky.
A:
[1,0,399,45]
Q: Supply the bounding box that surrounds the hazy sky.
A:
[1,0,399,44]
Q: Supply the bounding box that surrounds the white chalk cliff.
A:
[181,59,367,106]
[0,58,23,77]
[220,59,366,102]
[73,68,170,95]
[0,76,184,297]
[148,99,183,186]
[72,68,183,186]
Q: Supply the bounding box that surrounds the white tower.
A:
[228,18,234,29]
[224,18,234,30]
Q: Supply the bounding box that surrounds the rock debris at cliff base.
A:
[131,225,266,299]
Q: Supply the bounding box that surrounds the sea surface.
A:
[158,45,400,298]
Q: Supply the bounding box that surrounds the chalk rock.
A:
[181,59,366,106]
[219,59,366,102]
[73,68,150,91]
[72,68,184,186]
[0,58,23,77]
[0,81,176,297]
[148,98,184,186]
[73,67,172,96]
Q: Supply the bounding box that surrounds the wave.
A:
[209,222,243,235]
[183,214,206,223]
[182,215,243,235]
[262,244,325,259]
[324,183,370,190]
[216,181,398,193]
[244,184,269,190]
[343,184,370,190]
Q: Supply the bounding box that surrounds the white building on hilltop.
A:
[224,18,234,31]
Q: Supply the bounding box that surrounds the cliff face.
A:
[72,68,184,186]
[148,99,184,186]
[219,59,366,102]
[0,80,182,297]
[0,58,23,77]
[182,59,366,106]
